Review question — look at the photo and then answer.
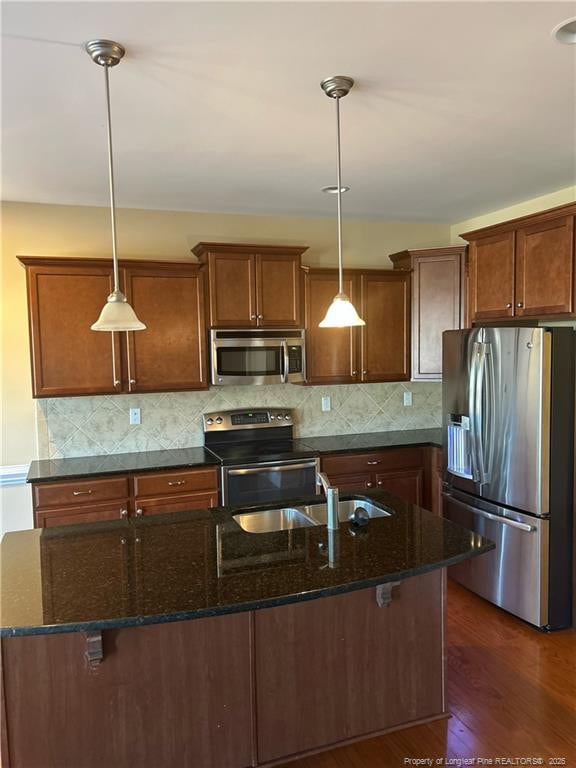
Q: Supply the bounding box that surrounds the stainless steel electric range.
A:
[203,408,319,507]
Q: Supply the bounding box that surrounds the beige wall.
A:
[1,201,451,532]
[450,185,576,242]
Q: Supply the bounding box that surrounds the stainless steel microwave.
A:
[210,329,306,385]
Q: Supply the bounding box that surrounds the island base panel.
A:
[1,572,446,768]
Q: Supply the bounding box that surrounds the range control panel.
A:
[203,408,293,432]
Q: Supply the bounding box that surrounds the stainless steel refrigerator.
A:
[442,327,574,630]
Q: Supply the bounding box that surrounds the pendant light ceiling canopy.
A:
[318,76,365,328]
[86,39,146,333]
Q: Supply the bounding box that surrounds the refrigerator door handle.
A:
[469,343,486,484]
[442,492,536,532]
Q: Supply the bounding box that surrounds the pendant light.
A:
[85,40,146,332]
[319,76,365,328]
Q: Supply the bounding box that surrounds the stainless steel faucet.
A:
[316,471,339,530]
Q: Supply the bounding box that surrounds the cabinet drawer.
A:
[36,501,130,528]
[133,468,218,498]
[134,492,219,517]
[321,448,423,476]
[33,476,130,509]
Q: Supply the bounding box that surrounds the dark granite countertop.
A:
[26,429,443,483]
[27,447,220,483]
[300,428,443,454]
[0,489,492,637]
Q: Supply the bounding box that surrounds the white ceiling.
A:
[2,1,575,221]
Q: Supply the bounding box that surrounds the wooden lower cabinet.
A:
[32,466,220,528]
[321,447,428,508]
[2,573,445,768]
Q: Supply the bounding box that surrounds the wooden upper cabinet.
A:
[360,271,410,382]
[467,231,515,322]
[192,242,308,328]
[515,215,574,316]
[462,203,576,322]
[304,270,358,384]
[19,257,208,398]
[123,263,207,392]
[19,258,123,397]
[203,252,256,327]
[256,253,302,327]
[391,246,466,380]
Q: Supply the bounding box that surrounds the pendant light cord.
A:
[103,64,120,295]
[335,95,344,295]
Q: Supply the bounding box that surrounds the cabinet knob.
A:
[257,314,264,320]
[120,508,128,518]
[377,480,383,486]
[366,482,373,488]
[251,315,256,320]
[352,370,357,376]
[129,379,136,385]
[136,508,143,516]
[516,302,524,308]
[363,370,368,376]
[506,303,512,309]
[114,380,121,387]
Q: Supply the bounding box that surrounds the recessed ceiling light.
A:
[322,185,350,194]
[552,16,576,44]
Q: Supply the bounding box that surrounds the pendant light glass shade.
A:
[319,76,365,329]
[85,40,146,333]
[91,290,146,331]
[319,293,365,327]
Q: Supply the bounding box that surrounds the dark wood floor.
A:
[282,580,576,767]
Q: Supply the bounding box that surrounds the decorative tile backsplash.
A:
[35,382,442,459]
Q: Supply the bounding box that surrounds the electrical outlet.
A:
[321,396,331,412]
[403,391,413,407]
[129,407,141,425]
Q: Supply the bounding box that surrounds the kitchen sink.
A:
[233,498,392,533]
[232,507,317,534]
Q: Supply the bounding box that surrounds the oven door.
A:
[222,458,320,507]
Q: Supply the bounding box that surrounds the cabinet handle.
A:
[516,302,524,308]
[72,489,92,496]
[126,332,136,389]
[111,333,120,387]
[168,480,186,487]
[366,482,373,488]
[506,303,512,309]
[120,508,128,518]
[366,460,381,465]
[136,508,143,516]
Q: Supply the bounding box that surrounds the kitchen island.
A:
[1,489,492,768]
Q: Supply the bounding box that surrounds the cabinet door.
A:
[304,270,359,384]
[375,468,423,506]
[515,216,574,316]
[35,501,130,528]
[468,232,515,322]
[360,272,410,382]
[23,262,122,397]
[124,266,207,392]
[207,253,256,327]
[412,253,463,379]
[256,253,302,327]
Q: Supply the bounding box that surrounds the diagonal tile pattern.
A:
[36,382,442,459]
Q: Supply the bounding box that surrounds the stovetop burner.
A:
[203,408,317,466]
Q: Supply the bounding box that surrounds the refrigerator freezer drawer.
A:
[443,490,549,628]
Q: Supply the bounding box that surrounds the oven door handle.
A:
[227,462,316,476]
[281,340,289,384]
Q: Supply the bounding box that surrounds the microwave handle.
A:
[281,340,289,384]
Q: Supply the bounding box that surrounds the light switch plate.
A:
[129,407,141,425]
[321,396,331,412]
[403,391,413,407]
